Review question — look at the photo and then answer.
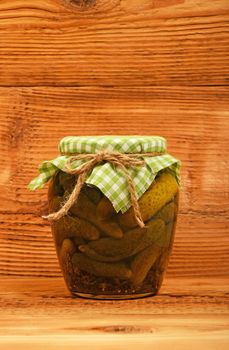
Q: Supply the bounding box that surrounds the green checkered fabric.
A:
[28,135,180,213]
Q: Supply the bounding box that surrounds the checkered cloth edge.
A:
[28,136,181,213]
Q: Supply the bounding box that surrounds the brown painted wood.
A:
[0,277,228,349]
[0,86,228,277]
[0,0,228,86]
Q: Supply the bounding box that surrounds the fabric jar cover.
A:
[28,135,181,214]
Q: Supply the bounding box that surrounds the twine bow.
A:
[43,149,164,227]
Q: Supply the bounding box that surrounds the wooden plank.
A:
[1,277,228,313]
[0,277,228,349]
[0,86,228,277]
[0,0,228,86]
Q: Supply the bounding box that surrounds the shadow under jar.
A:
[48,169,179,300]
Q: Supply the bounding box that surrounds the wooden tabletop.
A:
[1,276,228,350]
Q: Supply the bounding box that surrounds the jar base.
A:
[71,290,158,300]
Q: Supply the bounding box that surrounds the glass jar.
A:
[29,135,180,300]
[48,169,179,300]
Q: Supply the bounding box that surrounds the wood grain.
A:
[0,86,228,277]
[0,0,228,86]
[0,277,228,349]
[1,2,228,348]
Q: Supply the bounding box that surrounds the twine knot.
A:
[43,149,164,227]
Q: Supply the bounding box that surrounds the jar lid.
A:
[28,135,180,214]
[59,135,166,154]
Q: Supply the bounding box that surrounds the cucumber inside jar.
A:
[49,170,178,297]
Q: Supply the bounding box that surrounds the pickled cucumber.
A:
[72,253,132,280]
[59,238,76,291]
[82,185,102,204]
[96,196,116,220]
[118,172,178,230]
[72,236,86,246]
[51,214,100,246]
[65,215,100,241]
[70,191,96,221]
[155,201,175,224]
[130,211,176,288]
[98,219,123,239]
[131,243,162,287]
[60,238,76,262]
[149,221,173,248]
[79,245,121,262]
[70,192,123,239]
[81,219,165,260]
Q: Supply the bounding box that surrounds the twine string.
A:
[43,149,164,227]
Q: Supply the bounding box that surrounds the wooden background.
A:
[0,0,229,279]
[0,1,229,349]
